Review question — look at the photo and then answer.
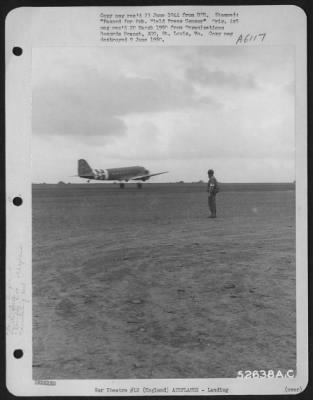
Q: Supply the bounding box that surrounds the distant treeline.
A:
[33,182,295,192]
[218,182,295,192]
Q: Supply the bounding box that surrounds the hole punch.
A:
[12,47,23,56]
[13,349,23,359]
[13,197,23,206]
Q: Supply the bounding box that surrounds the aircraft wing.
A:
[131,171,168,181]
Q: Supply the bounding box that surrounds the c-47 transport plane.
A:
[78,159,168,188]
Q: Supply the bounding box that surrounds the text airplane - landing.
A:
[77,159,168,188]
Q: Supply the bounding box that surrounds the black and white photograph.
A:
[32,45,297,380]
[5,5,308,396]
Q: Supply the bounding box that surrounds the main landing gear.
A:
[118,182,143,189]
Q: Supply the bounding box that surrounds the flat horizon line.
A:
[32,181,296,185]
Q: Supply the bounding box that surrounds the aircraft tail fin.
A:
[78,159,93,177]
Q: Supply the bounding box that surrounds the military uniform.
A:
[208,175,219,218]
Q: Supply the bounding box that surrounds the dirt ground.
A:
[32,183,296,379]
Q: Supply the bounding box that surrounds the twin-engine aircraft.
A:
[78,159,168,188]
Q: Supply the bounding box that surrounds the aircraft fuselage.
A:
[85,166,149,181]
[77,159,167,185]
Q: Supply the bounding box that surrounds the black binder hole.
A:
[12,47,23,56]
[13,349,23,359]
[13,197,23,206]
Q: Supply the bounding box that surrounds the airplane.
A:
[77,159,168,188]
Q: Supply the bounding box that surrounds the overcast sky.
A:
[32,45,294,183]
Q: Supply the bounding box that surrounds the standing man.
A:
[207,169,219,218]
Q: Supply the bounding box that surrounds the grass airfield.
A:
[33,183,296,379]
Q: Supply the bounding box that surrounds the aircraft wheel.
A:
[137,183,142,189]
[120,183,125,189]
